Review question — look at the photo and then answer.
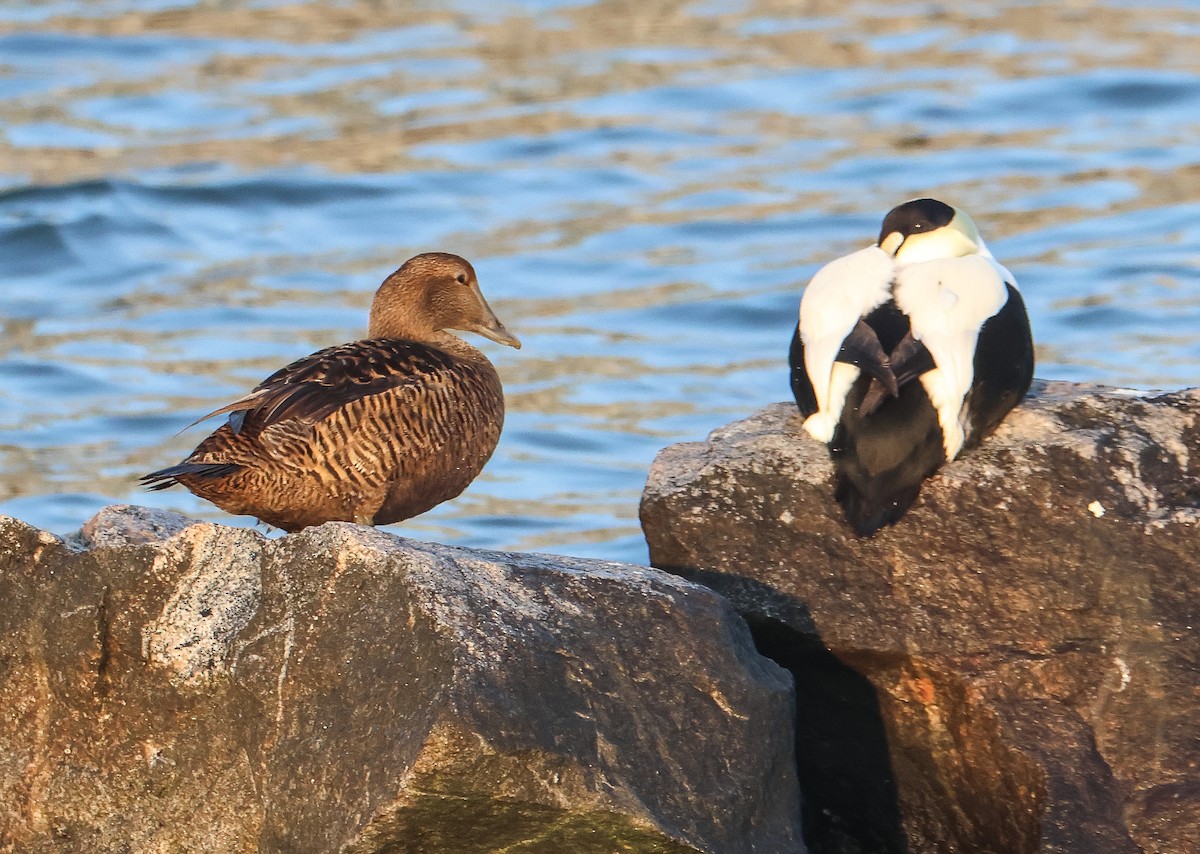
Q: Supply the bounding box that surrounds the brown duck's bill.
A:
[469,320,521,349]
[462,300,522,349]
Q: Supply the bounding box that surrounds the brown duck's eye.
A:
[454,272,468,285]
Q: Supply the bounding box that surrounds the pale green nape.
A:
[879,231,904,255]
[948,208,982,244]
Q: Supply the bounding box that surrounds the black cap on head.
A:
[877,198,955,245]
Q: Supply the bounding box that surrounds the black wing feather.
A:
[962,284,1035,448]
[140,461,243,490]
[887,331,937,389]
[788,325,819,418]
[834,319,899,398]
[859,330,936,416]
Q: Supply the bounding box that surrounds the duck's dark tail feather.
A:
[834,476,924,537]
[140,462,242,491]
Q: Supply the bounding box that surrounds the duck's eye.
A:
[455,273,468,285]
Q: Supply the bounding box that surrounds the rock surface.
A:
[641,381,1200,854]
[0,505,803,854]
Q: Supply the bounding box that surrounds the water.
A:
[1,0,1198,563]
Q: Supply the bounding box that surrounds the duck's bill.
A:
[474,322,521,349]
[461,293,522,349]
[463,314,521,348]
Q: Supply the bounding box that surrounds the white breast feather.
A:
[798,246,894,442]
[894,254,1011,459]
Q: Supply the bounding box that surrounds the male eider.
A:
[142,252,521,532]
[788,198,1034,536]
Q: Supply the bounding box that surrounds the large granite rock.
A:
[0,506,802,853]
[641,381,1200,854]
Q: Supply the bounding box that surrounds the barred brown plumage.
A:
[141,252,521,532]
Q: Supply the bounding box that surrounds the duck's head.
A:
[877,198,984,265]
[369,252,521,349]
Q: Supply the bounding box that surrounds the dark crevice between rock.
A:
[749,617,907,854]
[661,565,1047,854]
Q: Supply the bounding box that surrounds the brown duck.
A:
[142,252,520,532]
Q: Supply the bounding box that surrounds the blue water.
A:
[1,0,1198,562]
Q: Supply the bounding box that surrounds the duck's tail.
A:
[140,462,243,491]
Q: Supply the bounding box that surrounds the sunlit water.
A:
[1,0,1198,563]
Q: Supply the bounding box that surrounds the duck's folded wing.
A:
[796,246,895,440]
[857,330,937,416]
[894,254,1012,459]
[835,319,899,397]
[191,340,460,435]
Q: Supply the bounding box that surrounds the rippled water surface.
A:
[2,0,1199,561]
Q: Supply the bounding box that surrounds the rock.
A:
[0,506,803,854]
[640,381,1200,854]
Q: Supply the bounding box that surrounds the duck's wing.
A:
[835,319,900,397]
[857,330,937,417]
[893,254,1013,459]
[794,245,895,441]
[190,339,460,436]
[788,324,818,418]
[962,283,1034,447]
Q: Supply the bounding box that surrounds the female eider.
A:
[788,198,1033,536]
[142,252,520,532]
